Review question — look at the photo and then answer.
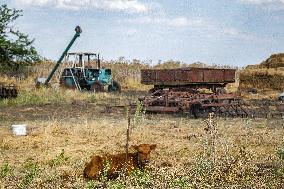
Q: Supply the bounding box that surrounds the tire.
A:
[190,104,208,119]
[108,80,121,93]
[91,81,104,92]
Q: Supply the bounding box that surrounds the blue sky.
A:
[2,0,284,66]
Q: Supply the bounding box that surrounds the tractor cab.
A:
[59,52,120,92]
[84,68,112,85]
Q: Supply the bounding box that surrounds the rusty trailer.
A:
[139,68,248,118]
[141,68,236,91]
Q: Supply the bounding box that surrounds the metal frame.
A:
[140,68,248,117]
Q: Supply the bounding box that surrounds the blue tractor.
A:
[36,26,120,93]
[59,52,120,92]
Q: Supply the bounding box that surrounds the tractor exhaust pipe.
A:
[98,53,101,69]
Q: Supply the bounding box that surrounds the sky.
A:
[2,0,284,66]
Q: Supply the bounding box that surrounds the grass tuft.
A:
[49,149,69,167]
[19,159,40,189]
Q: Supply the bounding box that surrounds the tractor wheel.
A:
[108,81,121,93]
[92,81,104,92]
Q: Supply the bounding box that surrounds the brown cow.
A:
[84,144,157,180]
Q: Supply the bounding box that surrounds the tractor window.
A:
[105,69,111,75]
[86,69,100,77]
[62,68,74,76]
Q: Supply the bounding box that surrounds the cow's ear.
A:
[150,144,157,150]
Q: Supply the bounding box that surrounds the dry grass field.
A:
[0,61,284,188]
[0,87,284,188]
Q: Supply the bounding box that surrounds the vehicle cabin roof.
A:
[68,52,97,56]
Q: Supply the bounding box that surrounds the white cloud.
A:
[124,16,206,28]
[124,28,138,36]
[241,0,277,4]
[13,0,148,13]
[167,17,189,27]
[240,0,284,7]
[167,17,204,27]
[124,15,256,40]
[222,27,255,40]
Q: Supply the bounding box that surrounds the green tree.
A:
[0,4,39,73]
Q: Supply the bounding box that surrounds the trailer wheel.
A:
[92,81,104,92]
[190,104,208,119]
[108,81,121,93]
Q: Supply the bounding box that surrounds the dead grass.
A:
[0,80,139,108]
[0,61,283,188]
[0,112,283,188]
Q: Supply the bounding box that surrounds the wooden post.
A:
[125,106,131,163]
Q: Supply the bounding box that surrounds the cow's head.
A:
[132,144,157,167]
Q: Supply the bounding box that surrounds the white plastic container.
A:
[11,124,27,136]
